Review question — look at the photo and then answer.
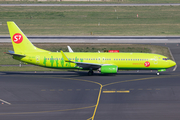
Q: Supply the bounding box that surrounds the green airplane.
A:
[6,21,176,75]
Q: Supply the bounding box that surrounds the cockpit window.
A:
[163,58,170,60]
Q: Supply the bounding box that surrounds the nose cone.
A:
[170,60,176,67]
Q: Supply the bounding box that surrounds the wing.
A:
[74,62,102,69]
[61,51,108,70]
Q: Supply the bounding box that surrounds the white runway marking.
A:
[98,39,169,41]
[173,65,177,72]
[0,99,11,105]
[168,47,177,71]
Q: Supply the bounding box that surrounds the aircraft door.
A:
[102,57,105,63]
[154,56,158,64]
[97,57,101,63]
[36,55,40,64]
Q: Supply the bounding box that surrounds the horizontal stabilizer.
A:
[5,50,26,57]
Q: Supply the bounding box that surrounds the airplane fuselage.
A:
[14,52,175,70]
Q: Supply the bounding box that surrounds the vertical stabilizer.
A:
[7,21,48,54]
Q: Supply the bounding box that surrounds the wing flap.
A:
[75,62,102,69]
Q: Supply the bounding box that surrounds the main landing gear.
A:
[88,69,94,76]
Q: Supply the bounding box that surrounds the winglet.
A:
[67,46,74,52]
[61,51,71,62]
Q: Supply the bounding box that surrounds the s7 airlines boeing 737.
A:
[6,22,176,75]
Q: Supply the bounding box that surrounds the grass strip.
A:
[0,6,180,36]
[0,0,180,4]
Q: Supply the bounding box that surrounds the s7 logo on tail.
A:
[13,33,23,44]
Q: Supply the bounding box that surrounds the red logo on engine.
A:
[144,61,150,67]
[13,33,23,44]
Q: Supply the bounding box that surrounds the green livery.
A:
[6,22,176,75]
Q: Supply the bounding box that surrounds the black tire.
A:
[88,70,93,76]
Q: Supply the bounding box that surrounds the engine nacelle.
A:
[100,65,118,74]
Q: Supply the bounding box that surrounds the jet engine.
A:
[100,65,118,74]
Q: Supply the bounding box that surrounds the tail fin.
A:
[7,21,48,54]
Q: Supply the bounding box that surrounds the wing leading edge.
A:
[61,51,104,70]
